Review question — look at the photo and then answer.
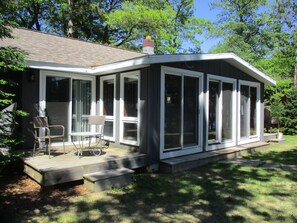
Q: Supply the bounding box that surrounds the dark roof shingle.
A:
[0,28,145,67]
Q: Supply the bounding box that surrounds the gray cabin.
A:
[1,28,276,167]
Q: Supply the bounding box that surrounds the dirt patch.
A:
[0,171,90,222]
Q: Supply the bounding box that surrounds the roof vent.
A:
[142,35,155,55]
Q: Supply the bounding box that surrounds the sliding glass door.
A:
[42,72,95,143]
[207,76,236,150]
[239,81,260,141]
[72,79,92,133]
[46,76,70,140]
[161,67,203,159]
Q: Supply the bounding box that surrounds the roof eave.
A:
[27,53,276,86]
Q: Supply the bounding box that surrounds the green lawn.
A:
[5,136,297,222]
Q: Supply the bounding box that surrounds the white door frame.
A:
[206,74,237,151]
[39,70,96,144]
[238,80,261,144]
[160,66,203,159]
[99,75,116,142]
[120,71,140,146]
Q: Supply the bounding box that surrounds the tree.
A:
[208,0,297,134]
[0,0,208,54]
[0,19,27,149]
[208,0,270,62]
[106,0,206,54]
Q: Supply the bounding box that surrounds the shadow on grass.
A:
[38,163,276,223]
[2,161,296,223]
[245,147,297,165]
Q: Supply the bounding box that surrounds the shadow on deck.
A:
[23,145,147,187]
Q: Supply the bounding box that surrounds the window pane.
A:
[208,81,220,143]
[250,87,257,135]
[240,85,249,138]
[46,76,70,140]
[124,77,138,117]
[103,79,114,116]
[165,74,181,149]
[184,76,198,146]
[123,123,137,141]
[222,83,233,141]
[72,80,91,133]
[104,121,113,138]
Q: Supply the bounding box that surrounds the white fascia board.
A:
[91,57,150,74]
[27,53,276,85]
[27,61,93,74]
[226,54,276,86]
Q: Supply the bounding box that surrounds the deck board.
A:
[23,146,147,186]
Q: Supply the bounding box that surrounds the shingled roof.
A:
[0,28,145,67]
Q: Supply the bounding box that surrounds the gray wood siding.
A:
[21,69,40,149]
[162,60,260,83]
[145,65,161,163]
[147,60,265,161]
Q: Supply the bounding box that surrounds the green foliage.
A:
[209,0,297,134]
[280,88,297,135]
[106,0,206,54]
[0,18,27,149]
[0,151,24,173]
[0,0,208,54]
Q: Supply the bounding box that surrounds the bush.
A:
[0,151,24,174]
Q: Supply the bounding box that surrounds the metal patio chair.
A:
[33,116,65,158]
[87,115,107,156]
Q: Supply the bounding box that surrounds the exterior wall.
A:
[8,69,40,149]
[148,60,265,162]
[17,60,265,160]
[21,69,40,148]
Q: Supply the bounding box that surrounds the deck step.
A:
[83,168,135,192]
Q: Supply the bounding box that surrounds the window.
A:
[100,76,116,140]
[239,81,260,142]
[120,71,140,145]
[207,76,236,150]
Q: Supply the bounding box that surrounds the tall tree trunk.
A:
[294,48,297,87]
[67,0,73,37]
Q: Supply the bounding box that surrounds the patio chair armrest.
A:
[34,126,51,137]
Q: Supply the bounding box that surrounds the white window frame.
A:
[238,80,261,144]
[206,75,237,151]
[120,71,140,146]
[160,66,203,159]
[100,75,116,142]
[39,70,96,145]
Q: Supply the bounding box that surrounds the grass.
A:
[3,135,297,223]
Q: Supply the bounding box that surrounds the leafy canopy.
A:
[0,0,209,54]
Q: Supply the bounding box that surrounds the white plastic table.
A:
[69,132,103,157]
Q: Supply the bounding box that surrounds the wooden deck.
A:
[23,145,147,186]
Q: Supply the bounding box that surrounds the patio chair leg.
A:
[63,138,65,154]
[48,139,51,159]
[33,141,37,157]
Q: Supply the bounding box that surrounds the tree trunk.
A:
[67,0,73,37]
[294,48,297,88]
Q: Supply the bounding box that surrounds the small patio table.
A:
[69,132,104,157]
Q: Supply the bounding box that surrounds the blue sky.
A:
[193,0,220,52]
